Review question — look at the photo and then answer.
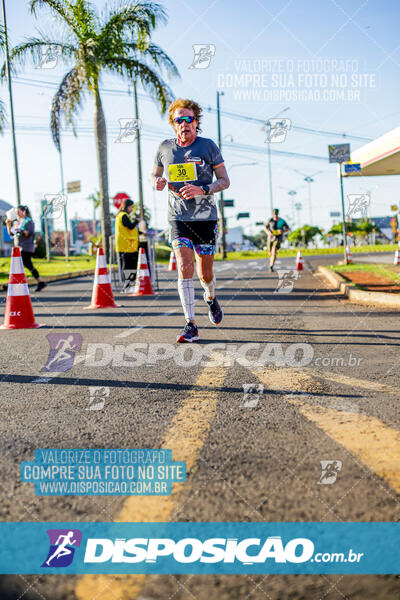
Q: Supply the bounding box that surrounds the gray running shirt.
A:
[154,136,224,222]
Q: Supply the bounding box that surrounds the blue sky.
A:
[1,0,400,233]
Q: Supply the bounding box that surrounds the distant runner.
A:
[264,208,290,272]
[151,98,230,342]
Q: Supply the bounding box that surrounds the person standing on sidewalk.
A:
[151,98,230,342]
[6,205,46,292]
[115,198,139,291]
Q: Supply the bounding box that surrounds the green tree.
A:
[4,0,179,260]
[287,225,322,247]
[327,221,380,245]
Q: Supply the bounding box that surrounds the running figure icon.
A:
[42,333,82,372]
[46,531,77,566]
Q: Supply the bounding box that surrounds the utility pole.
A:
[1,0,21,205]
[216,91,227,259]
[133,81,144,223]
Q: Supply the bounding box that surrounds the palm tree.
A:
[0,97,5,133]
[4,0,178,260]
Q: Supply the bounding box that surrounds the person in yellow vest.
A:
[115,198,139,291]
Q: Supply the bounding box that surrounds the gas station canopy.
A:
[344,126,400,177]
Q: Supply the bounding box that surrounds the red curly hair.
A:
[168,98,202,133]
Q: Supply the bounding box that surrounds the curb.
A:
[0,269,95,291]
[317,266,400,310]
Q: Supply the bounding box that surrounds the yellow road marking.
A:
[312,370,399,395]
[75,361,227,600]
[253,368,400,493]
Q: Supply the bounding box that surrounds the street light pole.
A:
[338,163,348,264]
[304,176,313,225]
[1,0,21,206]
[58,141,69,261]
[265,107,290,218]
[216,90,227,259]
[267,139,273,216]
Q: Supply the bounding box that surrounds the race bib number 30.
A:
[168,162,197,182]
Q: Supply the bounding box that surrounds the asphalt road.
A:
[0,254,399,600]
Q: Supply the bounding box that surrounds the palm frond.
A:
[30,0,78,33]
[68,0,97,39]
[0,38,76,80]
[50,65,86,151]
[100,1,167,44]
[104,56,173,113]
[126,41,179,78]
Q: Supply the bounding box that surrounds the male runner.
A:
[264,208,290,272]
[151,98,230,342]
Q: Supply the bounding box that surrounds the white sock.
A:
[200,276,216,301]
[178,278,195,321]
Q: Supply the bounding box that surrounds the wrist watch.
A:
[202,184,210,195]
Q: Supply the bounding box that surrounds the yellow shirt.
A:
[115,211,139,253]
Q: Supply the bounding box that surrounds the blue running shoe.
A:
[176,322,200,343]
[204,293,223,325]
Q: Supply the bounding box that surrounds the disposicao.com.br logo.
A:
[1,522,393,574]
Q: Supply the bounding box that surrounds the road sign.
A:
[330,211,341,217]
[344,163,361,173]
[223,199,235,207]
[67,180,81,193]
[113,192,131,210]
[391,205,398,211]
[328,143,350,164]
[237,212,250,220]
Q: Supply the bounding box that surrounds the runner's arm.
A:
[208,164,230,194]
[151,164,163,184]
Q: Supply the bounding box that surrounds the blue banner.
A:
[0,522,398,574]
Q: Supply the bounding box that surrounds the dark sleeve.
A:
[121,214,138,230]
[208,139,224,167]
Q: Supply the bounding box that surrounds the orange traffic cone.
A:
[85,247,120,309]
[394,249,400,265]
[168,250,177,271]
[132,247,154,296]
[1,247,42,329]
[295,250,304,271]
[346,244,353,264]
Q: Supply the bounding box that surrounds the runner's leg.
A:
[270,242,278,268]
[196,254,215,300]
[174,244,196,324]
